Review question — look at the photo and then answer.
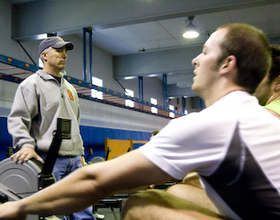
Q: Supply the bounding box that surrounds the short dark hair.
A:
[268,44,280,82]
[217,23,271,94]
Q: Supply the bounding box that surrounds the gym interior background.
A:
[1,0,280,161]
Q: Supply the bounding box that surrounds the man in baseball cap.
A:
[8,36,96,220]
[38,36,74,56]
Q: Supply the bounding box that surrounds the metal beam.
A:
[138,76,143,100]
[83,27,93,83]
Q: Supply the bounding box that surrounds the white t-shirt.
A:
[140,91,280,219]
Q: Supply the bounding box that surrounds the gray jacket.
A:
[8,70,84,156]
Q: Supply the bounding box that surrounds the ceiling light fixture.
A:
[183,16,199,39]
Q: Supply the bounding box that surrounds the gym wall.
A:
[0,1,170,161]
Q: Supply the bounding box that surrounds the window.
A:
[150,98,158,114]
[125,89,134,108]
[169,104,175,118]
[38,58,44,68]
[91,76,103,99]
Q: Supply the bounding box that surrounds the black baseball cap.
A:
[38,36,74,56]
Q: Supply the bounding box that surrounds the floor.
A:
[95,207,121,220]
[93,197,128,220]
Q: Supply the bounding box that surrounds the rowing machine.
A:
[0,118,71,220]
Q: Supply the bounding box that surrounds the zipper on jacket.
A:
[60,76,64,98]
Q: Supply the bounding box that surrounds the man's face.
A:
[191,28,227,97]
[44,46,68,72]
[254,74,273,105]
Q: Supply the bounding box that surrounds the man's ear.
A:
[41,52,48,62]
[220,55,237,75]
[274,75,280,91]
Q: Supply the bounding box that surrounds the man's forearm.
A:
[0,149,171,218]
[17,165,103,216]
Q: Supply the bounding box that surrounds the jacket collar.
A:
[37,69,63,81]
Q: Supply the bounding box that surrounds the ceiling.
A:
[76,5,280,56]
[7,0,280,98]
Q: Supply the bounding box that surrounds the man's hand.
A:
[10,147,44,163]
[0,201,27,220]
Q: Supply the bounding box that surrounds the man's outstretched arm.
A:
[0,149,172,219]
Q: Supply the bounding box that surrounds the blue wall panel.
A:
[0,117,151,162]
[0,117,13,160]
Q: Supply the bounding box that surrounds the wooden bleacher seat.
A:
[105,138,133,160]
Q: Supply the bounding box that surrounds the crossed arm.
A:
[0,149,172,219]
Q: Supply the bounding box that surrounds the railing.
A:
[0,54,184,118]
